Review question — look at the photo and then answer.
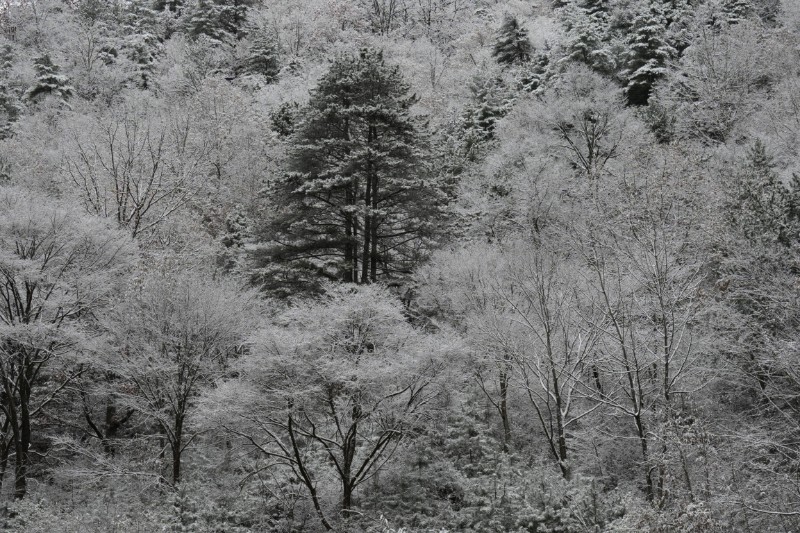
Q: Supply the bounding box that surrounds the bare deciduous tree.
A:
[104,271,256,485]
[64,97,208,239]
[0,186,134,498]
[215,285,447,529]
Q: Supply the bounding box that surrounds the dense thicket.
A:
[0,0,799,531]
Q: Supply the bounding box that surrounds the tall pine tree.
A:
[722,0,754,24]
[254,49,446,294]
[24,54,74,105]
[234,26,280,80]
[492,15,533,65]
[183,0,253,42]
[621,1,676,106]
[0,45,20,139]
[729,140,800,246]
[559,0,615,74]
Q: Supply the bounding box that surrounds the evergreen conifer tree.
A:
[253,49,446,293]
[121,1,162,88]
[729,140,799,245]
[235,29,279,80]
[184,0,226,42]
[24,54,74,105]
[0,45,20,139]
[621,1,676,106]
[723,0,754,24]
[559,0,615,74]
[516,49,551,93]
[269,101,299,137]
[581,0,610,16]
[662,0,693,55]
[216,0,250,37]
[492,15,533,65]
[460,76,515,157]
[183,0,252,42]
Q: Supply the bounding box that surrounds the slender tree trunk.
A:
[370,179,378,281]
[103,401,116,455]
[343,116,356,283]
[552,368,571,481]
[172,414,183,485]
[14,368,32,499]
[369,125,379,282]
[4,392,24,500]
[171,445,181,485]
[342,404,360,515]
[361,139,375,283]
[344,212,354,283]
[0,418,11,494]
[352,214,360,284]
[634,412,654,501]
[498,362,511,452]
[288,415,333,530]
[344,185,353,283]
[158,436,166,487]
[361,179,372,284]
[12,431,25,500]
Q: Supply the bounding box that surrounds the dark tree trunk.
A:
[370,177,378,281]
[361,185,372,285]
[0,418,11,494]
[172,413,184,485]
[498,365,511,452]
[635,413,653,501]
[288,415,333,530]
[361,130,375,283]
[14,368,32,500]
[549,353,571,481]
[344,203,354,283]
[342,411,358,515]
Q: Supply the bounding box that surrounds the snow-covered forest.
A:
[0,0,799,530]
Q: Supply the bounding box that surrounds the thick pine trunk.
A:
[361,180,372,284]
[344,212,354,283]
[361,128,375,283]
[370,172,378,282]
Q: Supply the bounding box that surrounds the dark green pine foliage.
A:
[24,54,74,104]
[219,206,251,272]
[269,101,299,137]
[184,0,227,42]
[516,48,550,93]
[216,0,250,37]
[621,1,676,106]
[460,76,515,158]
[722,0,754,24]
[581,0,610,16]
[662,0,693,55]
[184,0,252,42]
[559,0,615,74]
[235,29,279,80]
[154,0,182,14]
[0,45,20,139]
[121,0,162,89]
[254,49,445,294]
[729,140,800,246]
[492,15,533,65]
